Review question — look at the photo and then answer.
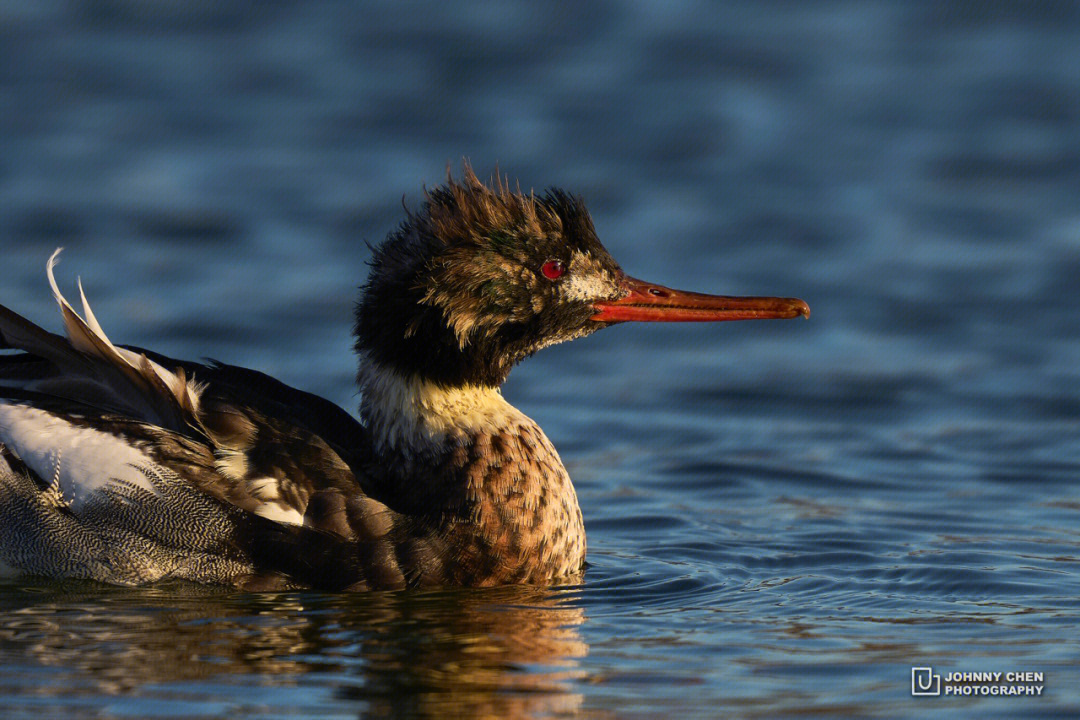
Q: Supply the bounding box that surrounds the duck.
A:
[0,166,809,590]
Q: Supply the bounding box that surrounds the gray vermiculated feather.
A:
[0,451,253,585]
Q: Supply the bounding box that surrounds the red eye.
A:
[541,260,566,280]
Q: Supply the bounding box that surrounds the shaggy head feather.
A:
[355,165,626,388]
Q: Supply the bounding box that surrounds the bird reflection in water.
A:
[0,580,588,717]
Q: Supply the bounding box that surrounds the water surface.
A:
[1,2,1079,717]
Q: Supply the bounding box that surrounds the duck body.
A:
[0,327,584,591]
[0,167,807,590]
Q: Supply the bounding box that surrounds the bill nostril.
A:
[648,287,668,297]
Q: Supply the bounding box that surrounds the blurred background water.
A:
[1,1,1079,718]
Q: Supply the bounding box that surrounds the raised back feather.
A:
[0,250,204,435]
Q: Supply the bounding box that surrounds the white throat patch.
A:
[358,363,529,452]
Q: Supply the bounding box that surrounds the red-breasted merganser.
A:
[0,167,809,590]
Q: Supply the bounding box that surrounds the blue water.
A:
[2,2,1079,717]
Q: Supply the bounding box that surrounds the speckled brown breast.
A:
[361,419,586,588]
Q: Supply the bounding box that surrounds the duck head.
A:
[355,166,808,389]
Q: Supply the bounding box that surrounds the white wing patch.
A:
[0,403,160,512]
